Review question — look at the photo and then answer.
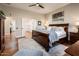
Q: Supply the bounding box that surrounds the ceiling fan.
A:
[29,3,44,9]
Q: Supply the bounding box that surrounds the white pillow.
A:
[47,26,57,31]
[47,27,52,32]
[55,27,64,31]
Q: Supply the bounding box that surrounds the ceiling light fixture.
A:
[36,3,39,6]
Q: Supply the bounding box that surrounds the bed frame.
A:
[32,23,69,51]
[49,23,69,44]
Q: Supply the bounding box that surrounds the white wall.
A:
[0,4,46,35]
[46,7,64,24]
[46,3,79,32]
[0,4,45,19]
[2,3,79,33]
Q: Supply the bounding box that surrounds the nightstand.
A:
[65,41,79,56]
[70,32,79,44]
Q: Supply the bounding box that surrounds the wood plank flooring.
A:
[0,32,18,56]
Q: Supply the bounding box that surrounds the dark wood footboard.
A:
[32,30,49,51]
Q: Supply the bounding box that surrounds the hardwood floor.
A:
[1,48,18,56]
[0,32,18,56]
[25,31,32,39]
[0,31,71,56]
[0,31,32,56]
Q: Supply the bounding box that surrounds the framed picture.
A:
[38,21,41,25]
[52,11,64,21]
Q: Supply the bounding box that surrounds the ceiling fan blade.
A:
[39,4,44,8]
[29,3,44,9]
[29,4,36,7]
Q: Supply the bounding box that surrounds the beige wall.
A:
[46,3,79,32]
[0,4,46,34]
[0,4,45,19]
[1,3,79,33]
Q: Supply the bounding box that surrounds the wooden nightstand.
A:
[70,32,79,44]
[65,41,79,56]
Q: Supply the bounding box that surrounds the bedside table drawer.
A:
[70,32,79,44]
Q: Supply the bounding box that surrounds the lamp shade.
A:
[75,22,79,26]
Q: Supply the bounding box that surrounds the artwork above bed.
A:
[52,11,64,21]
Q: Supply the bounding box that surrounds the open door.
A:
[15,17,22,38]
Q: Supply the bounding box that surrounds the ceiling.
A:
[1,3,69,14]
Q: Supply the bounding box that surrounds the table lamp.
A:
[75,22,79,32]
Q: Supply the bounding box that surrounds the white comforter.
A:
[55,30,66,39]
[49,27,66,47]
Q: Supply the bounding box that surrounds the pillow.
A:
[47,26,58,31]
[47,26,65,33]
[55,27,64,31]
[47,27,52,32]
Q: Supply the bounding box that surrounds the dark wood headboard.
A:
[49,23,69,32]
[49,23,69,26]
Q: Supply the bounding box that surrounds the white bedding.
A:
[55,30,66,39]
[58,34,66,39]
[49,27,66,47]
[49,26,66,39]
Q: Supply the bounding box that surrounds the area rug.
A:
[13,48,49,56]
[48,44,68,56]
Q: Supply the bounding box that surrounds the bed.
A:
[49,23,69,44]
[32,23,69,51]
